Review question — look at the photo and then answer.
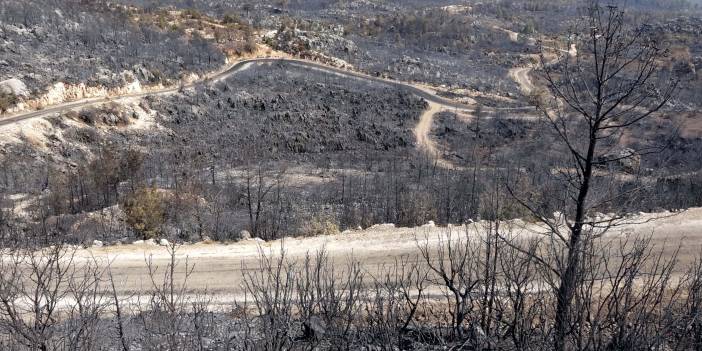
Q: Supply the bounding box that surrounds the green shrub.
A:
[123,187,166,240]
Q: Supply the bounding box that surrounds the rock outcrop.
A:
[0,78,29,97]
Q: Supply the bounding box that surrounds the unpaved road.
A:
[413,94,537,168]
[71,208,702,301]
[0,57,535,168]
[493,26,520,42]
[413,102,442,157]
[510,66,536,95]
[413,102,461,168]
[0,57,521,127]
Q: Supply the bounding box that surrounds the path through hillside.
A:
[0,57,536,169]
[510,66,536,95]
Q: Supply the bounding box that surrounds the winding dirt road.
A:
[509,66,536,95]
[0,57,537,167]
[0,58,485,126]
[413,102,460,168]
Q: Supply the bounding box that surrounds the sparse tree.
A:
[523,2,679,350]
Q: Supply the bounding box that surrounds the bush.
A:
[123,187,166,240]
[181,9,202,20]
[299,214,339,236]
[78,109,99,125]
[0,92,17,112]
[222,13,241,25]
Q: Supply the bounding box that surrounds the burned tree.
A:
[524,1,679,350]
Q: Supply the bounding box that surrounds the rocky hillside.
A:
[0,0,224,112]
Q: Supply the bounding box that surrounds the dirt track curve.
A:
[0,58,532,127]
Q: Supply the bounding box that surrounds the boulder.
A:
[239,230,252,240]
[401,55,421,66]
[92,240,104,248]
[159,239,170,246]
[368,223,395,230]
[0,78,29,97]
[132,64,155,82]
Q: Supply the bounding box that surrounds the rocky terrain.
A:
[0,1,702,350]
[0,60,435,245]
[0,0,700,248]
[150,62,426,160]
[111,0,702,109]
[0,0,243,114]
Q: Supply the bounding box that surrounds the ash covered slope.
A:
[146,61,426,162]
[0,0,224,96]
[0,61,426,198]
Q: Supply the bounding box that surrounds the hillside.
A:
[0,1,701,350]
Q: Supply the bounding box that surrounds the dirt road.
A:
[0,58,496,127]
[510,66,536,95]
[72,208,702,301]
[413,102,461,168]
[0,58,536,167]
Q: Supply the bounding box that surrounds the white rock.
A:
[0,78,29,97]
[92,240,104,248]
[133,239,157,245]
[253,237,265,243]
[159,239,170,246]
[368,223,395,230]
[132,64,155,82]
[424,220,436,227]
[553,211,565,221]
